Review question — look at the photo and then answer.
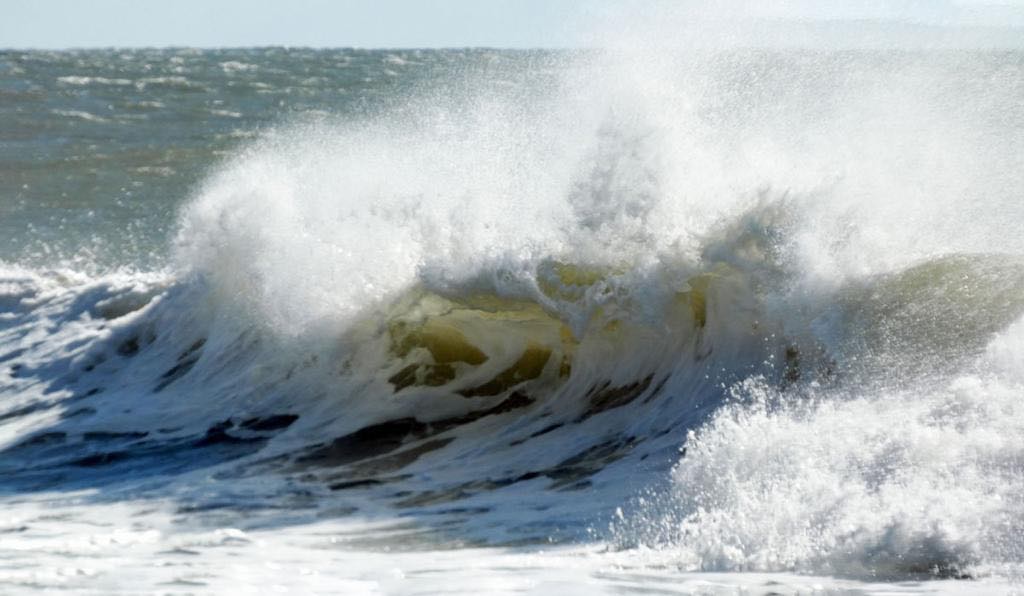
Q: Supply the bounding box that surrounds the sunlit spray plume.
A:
[2,2,1023,585]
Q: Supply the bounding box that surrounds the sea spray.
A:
[2,40,1024,592]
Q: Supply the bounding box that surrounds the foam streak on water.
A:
[1,39,1024,594]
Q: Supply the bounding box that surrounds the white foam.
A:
[611,314,1024,580]
[5,22,1024,594]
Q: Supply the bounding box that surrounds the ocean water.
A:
[2,44,1024,594]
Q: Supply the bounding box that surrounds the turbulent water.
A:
[2,45,1024,594]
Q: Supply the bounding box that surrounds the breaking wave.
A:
[3,48,1024,582]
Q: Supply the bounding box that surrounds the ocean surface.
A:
[2,46,1024,594]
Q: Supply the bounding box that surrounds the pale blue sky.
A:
[3,0,1024,49]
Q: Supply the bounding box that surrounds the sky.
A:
[3,0,1024,49]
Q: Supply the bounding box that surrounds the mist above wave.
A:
[3,39,1024,586]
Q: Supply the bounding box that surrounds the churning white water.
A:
[2,8,1024,594]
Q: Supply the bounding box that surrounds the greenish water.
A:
[2,46,1024,593]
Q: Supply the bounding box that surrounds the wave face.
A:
[3,46,1024,588]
